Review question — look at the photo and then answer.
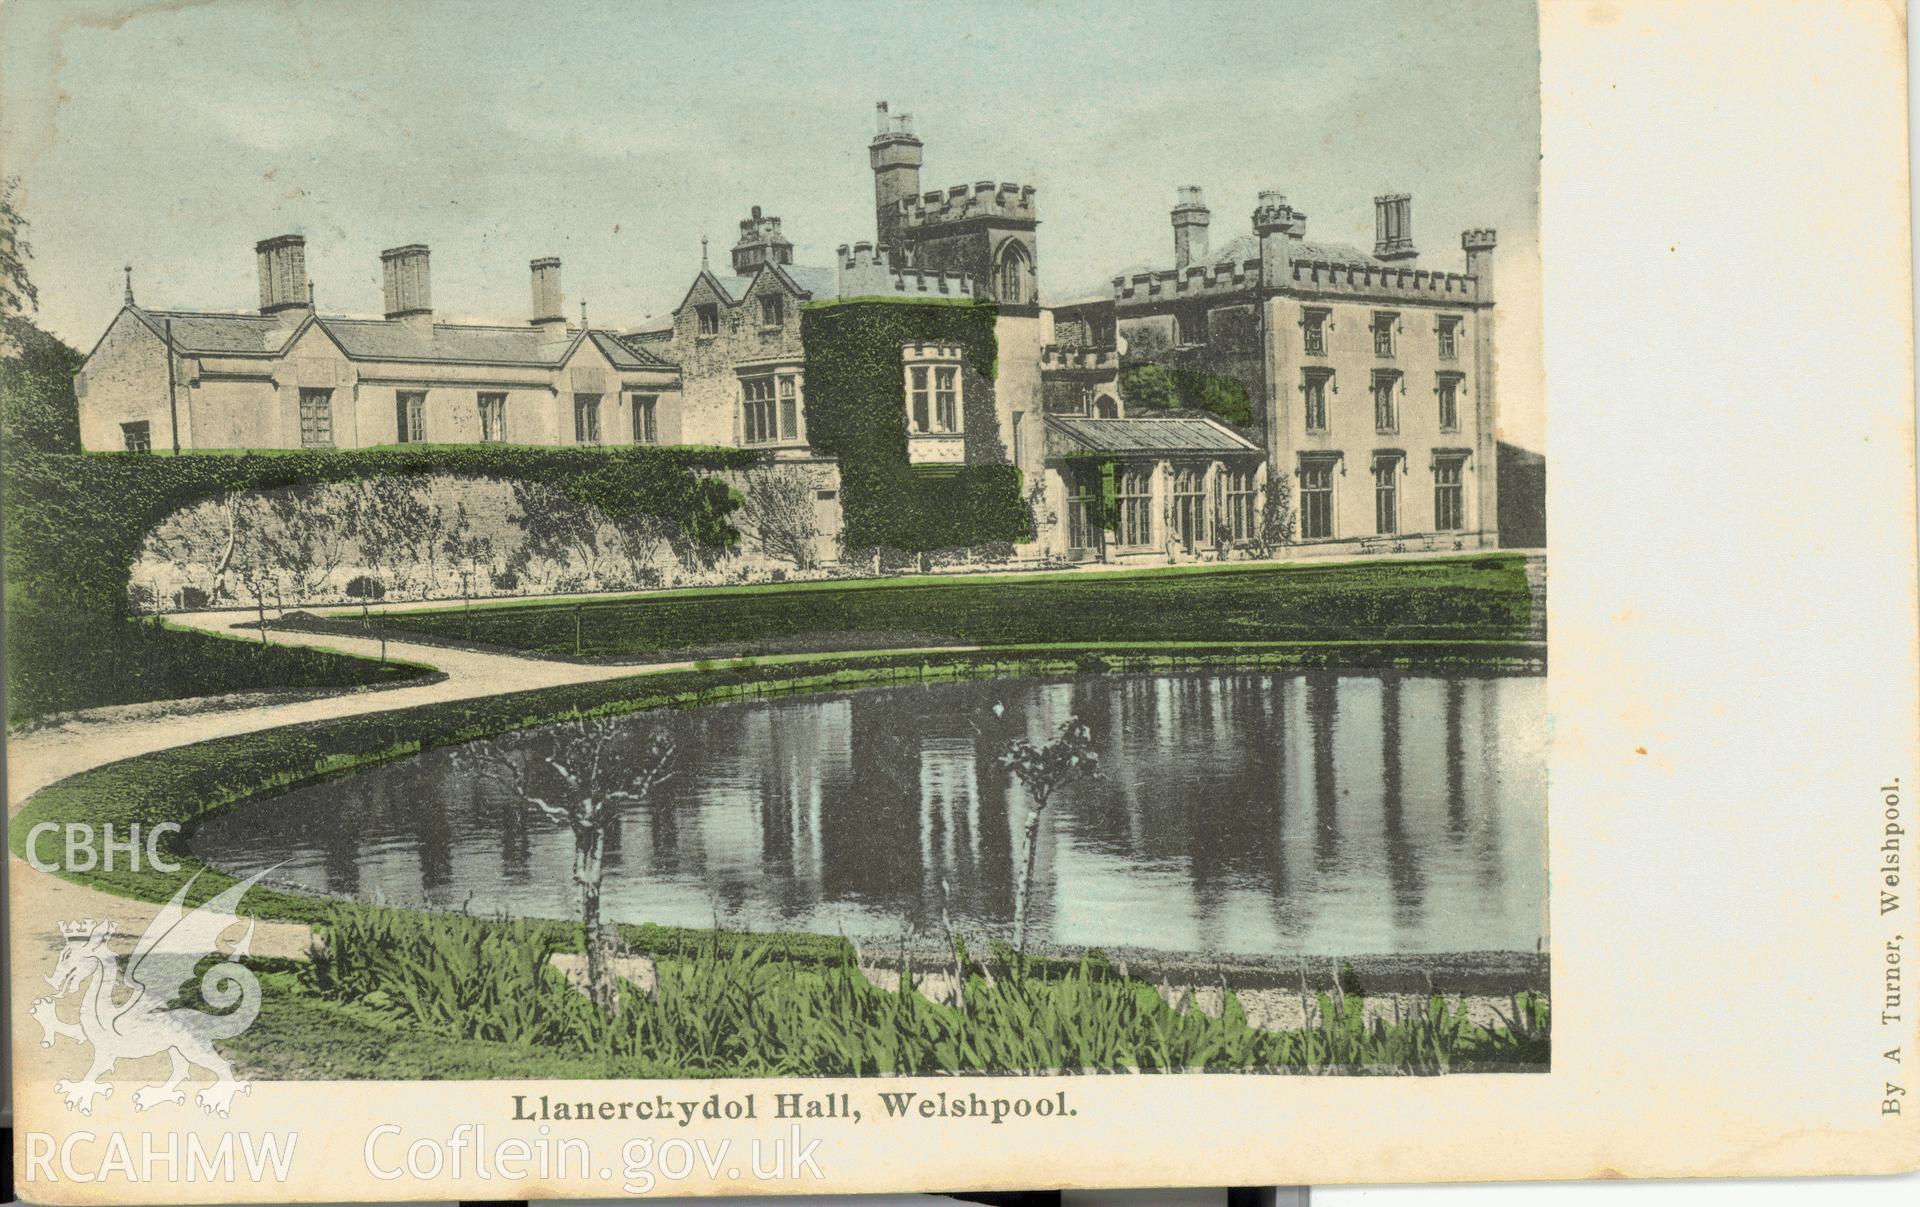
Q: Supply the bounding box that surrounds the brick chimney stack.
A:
[256,235,311,316]
[381,244,433,335]
[530,257,566,338]
[1172,186,1210,270]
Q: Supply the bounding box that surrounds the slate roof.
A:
[781,265,841,300]
[1045,415,1261,456]
[131,309,289,354]
[128,306,675,370]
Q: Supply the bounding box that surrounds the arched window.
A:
[995,241,1030,305]
[1093,394,1119,419]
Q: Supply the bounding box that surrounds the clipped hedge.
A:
[799,298,1030,552]
[2,444,758,720]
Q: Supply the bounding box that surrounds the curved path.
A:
[7,612,662,963]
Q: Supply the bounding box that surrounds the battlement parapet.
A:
[836,242,976,298]
[1462,228,1498,251]
[1113,258,1260,301]
[1040,344,1119,374]
[1287,256,1483,304]
[895,179,1037,228]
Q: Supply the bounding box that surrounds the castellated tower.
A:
[868,102,1040,312]
[870,102,925,252]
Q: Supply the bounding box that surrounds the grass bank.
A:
[283,553,1539,662]
[7,617,436,727]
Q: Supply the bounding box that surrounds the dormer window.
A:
[759,294,784,328]
[697,304,720,336]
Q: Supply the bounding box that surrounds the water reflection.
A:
[190,671,1548,959]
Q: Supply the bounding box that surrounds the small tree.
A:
[452,719,674,1015]
[1248,472,1296,560]
[344,575,387,662]
[999,714,1099,960]
[735,467,820,569]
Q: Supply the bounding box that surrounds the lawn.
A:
[301,554,1540,662]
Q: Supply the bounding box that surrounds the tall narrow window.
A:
[777,375,798,441]
[1303,369,1332,433]
[631,393,658,444]
[909,366,931,433]
[1302,308,1329,356]
[934,366,958,432]
[742,377,777,445]
[1066,472,1100,551]
[1372,370,1399,433]
[697,304,720,336]
[760,294,784,327]
[396,390,426,443]
[574,394,602,445]
[121,421,151,454]
[299,387,334,448]
[1434,458,1466,531]
[1437,315,1461,359]
[1371,311,1397,357]
[1171,463,1207,551]
[997,243,1030,305]
[1116,465,1154,546]
[1374,456,1399,535]
[1223,465,1258,541]
[1300,461,1334,539]
[1437,373,1462,432]
[478,392,507,442]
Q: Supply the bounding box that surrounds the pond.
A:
[189,670,1548,961]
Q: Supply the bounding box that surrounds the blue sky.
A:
[1,0,1542,447]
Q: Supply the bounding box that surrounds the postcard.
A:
[3,0,1914,1200]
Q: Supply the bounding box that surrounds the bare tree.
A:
[143,492,240,603]
[452,719,674,1014]
[735,467,820,570]
[1,175,37,318]
[998,715,1099,960]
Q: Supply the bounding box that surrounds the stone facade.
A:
[76,241,680,454]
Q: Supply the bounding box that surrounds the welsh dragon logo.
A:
[30,870,270,1118]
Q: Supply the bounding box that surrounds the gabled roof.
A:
[1045,414,1261,456]
[130,308,294,354]
[586,329,676,370]
[120,305,676,371]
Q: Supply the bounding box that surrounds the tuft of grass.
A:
[299,907,1550,1078]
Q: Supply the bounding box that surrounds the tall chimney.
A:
[1374,194,1417,261]
[1253,190,1306,289]
[1172,186,1210,270]
[255,234,310,315]
[530,257,566,337]
[381,244,433,333]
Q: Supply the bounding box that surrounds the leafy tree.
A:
[453,719,674,1015]
[998,714,1100,959]
[1119,362,1253,427]
[1,176,38,319]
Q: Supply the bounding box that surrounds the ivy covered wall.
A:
[799,298,1030,553]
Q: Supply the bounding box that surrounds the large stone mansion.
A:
[73,103,1502,561]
